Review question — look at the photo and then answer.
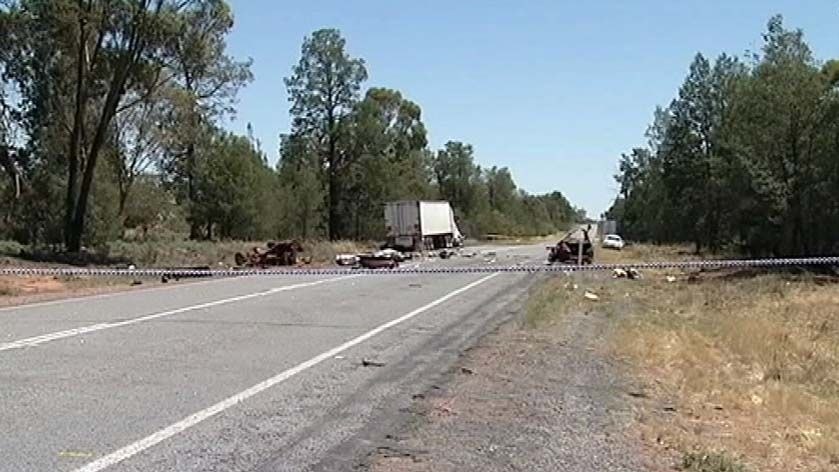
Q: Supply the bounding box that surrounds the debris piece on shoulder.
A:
[335,254,359,266]
[666,275,677,283]
[614,267,641,279]
[584,291,599,301]
[460,367,475,375]
[361,358,386,367]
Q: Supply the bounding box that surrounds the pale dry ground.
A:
[597,245,839,471]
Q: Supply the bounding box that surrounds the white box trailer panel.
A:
[385,201,420,237]
[418,201,456,235]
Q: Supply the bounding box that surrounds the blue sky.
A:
[224,1,837,216]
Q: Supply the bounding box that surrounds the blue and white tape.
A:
[0,256,837,277]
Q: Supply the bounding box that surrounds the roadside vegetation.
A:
[528,245,839,471]
[0,239,372,303]
[606,16,839,257]
[0,1,578,260]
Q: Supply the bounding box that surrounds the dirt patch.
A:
[363,273,649,472]
[0,275,171,308]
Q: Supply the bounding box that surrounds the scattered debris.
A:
[160,266,212,283]
[335,254,359,266]
[334,355,345,360]
[408,283,422,288]
[546,228,594,265]
[439,249,456,259]
[666,275,677,283]
[357,253,399,269]
[460,367,475,375]
[130,280,142,286]
[235,240,304,267]
[375,248,407,262]
[613,267,642,279]
[361,358,386,367]
[583,291,600,301]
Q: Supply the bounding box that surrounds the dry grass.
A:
[524,274,622,327]
[0,239,374,269]
[588,245,839,471]
[595,243,698,265]
[480,232,564,245]
[525,244,839,470]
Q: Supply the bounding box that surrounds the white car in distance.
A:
[602,234,625,250]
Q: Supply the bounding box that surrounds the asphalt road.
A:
[0,244,547,472]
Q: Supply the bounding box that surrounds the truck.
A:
[384,200,464,251]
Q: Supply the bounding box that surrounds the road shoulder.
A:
[357,275,648,472]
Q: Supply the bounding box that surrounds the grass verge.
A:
[529,245,839,471]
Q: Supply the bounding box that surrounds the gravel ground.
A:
[360,280,649,472]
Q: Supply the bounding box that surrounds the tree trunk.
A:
[0,146,23,198]
[326,127,341,240]
[66,7,149,252]
[65,9,88,251]
[117,184,129,218]
[186,142,201,239]
[328,170,341,240]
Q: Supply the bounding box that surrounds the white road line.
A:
[0,275,357,353]
[73,272,500,472]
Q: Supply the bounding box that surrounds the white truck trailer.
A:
[384,200,464,251]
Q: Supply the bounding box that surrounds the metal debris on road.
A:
[361,358,386,367]
[335,254,359,266]
[234,240,304,267]
[612,267,641,280]
[583,291,599,301]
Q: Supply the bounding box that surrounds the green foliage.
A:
[611,15,839,256]
[284,28,368,240]
[191,130,278,240]
[0,13,577,248]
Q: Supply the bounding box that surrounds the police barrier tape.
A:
[1,256,838,277]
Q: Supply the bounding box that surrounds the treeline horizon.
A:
[607,15,839,257]
[0,1,579,251]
